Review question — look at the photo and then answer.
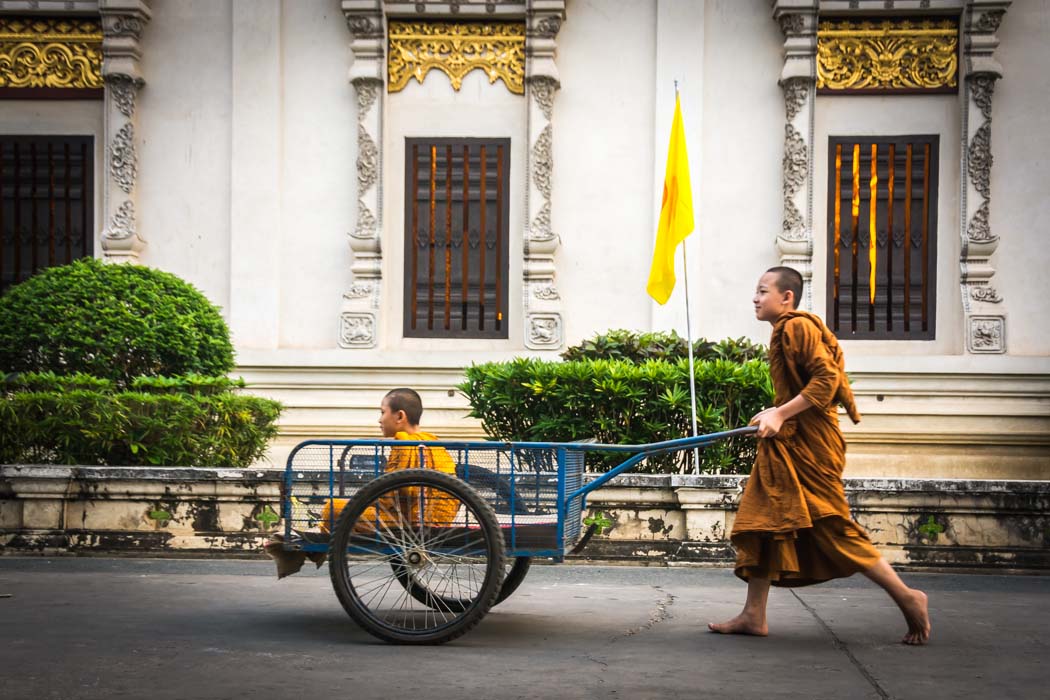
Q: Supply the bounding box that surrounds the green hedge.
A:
[561,329,767,364]
[0,258,234,385]
[0,372,281,468]
[459,357,773,473]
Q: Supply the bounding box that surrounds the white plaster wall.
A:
[0,101,104,259]
[383,67,527,351]
[992,0,1050,357]
[813,95,961,356]
[555,0,658,345]
[698,0,784,344]
[278,0,356,350]
[137,0,233,314]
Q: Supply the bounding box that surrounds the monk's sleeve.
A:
[784,318,839,409]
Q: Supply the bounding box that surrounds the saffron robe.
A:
[731,311,881,587]
[265,431,458,579]
[319,430,459,533]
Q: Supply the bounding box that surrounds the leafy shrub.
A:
[459,357,773,473]
[0,258,234,384]
[0,372,281,467]
[561,329,767,365]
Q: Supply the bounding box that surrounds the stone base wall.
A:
[2,466,1047,570]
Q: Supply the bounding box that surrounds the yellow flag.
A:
[646,93,695,305]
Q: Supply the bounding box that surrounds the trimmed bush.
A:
[0,258,234,384]
[459,357,773,473]
[561,329,767,365]
[0,372,281,468]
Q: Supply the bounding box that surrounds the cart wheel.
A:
[392,555,531,612]
[494,557,531,606]
[328,468,505,644]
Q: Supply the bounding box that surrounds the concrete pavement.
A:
[1,558,1047,700]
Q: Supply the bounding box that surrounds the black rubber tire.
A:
[393,555,531,612]
[493,557,531,606]
[328,468,505,645]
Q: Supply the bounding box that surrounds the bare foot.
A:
[708,613,768,637]
[899,589,930,645]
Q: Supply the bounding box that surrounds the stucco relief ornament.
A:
[781,124,808,240]
[531,124,553,199]
[529,76,557,122]
[974,10,1005,34]
[340,313,376,347]
[108,15,144,39]
[967,122,993,199]
[970,75,995,121]
[109,123,137,194]
[970,286,1002,303]
[969,317,1004,352]
[357,124,378,192]
[967,201,996,243]
[106,74,141,118]
[777,13,804,37]
[343,282,374,299]
[535,16,562,39]
[107,200,135,239]
[529,315,561,346]
[533,284,560,301]
[354,203,378,240]
[355,80,379,116]
[782,78,809,122]
[530,202,556,242]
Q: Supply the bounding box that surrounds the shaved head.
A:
[384,388,423,425]
[765,266,803,309]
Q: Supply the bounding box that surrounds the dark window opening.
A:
[1,135,94,293]
[826,135,938,340]
[404,137,510,339]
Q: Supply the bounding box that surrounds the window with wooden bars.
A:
[404,138,510,339]
[1,135,94,293]
[826,135,938,340]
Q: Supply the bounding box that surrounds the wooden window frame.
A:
[825,134,939,341]
[1,134,94,293]
[403,137,510,340]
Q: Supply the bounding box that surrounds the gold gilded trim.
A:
[0,17,103,89]
[388,21,525,95]
[817,19,958,92]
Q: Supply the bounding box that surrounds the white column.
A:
[522,0,566,350]
[772,0,818,311]
[960,0,1010,354]
[228,0,282,349]
[98,0,151,262]
[339,0,385,349]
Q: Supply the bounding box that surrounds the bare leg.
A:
[862,558,931,645]
[708,576,770,636]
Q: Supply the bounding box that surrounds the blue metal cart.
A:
[280,428,755,645]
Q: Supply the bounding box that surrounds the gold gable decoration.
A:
[817,18,958,92]
[387,21,525,95]
[0,16,103,89]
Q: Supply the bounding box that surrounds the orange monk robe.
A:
[731,311,881,587]
[319,431,460,534]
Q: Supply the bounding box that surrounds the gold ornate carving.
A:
[0,17,103,89]
[388,21,525,95]
[817,19,958,92]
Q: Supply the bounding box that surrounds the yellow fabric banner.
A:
[646,93,695,305]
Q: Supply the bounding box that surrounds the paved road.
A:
[1,558,1047,700]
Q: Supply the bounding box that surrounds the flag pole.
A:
[674,80,701,475]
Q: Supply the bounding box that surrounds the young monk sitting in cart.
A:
[264,388,459,578]
[708,267,931,645]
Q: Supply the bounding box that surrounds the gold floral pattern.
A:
[817,19,957,92]
[388,21,525,95]
[0,17,103,89]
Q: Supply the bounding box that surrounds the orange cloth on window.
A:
[731,311,881,587]
[319,431,459,533]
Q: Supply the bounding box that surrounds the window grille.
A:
[1,135,93,293]
[404,138,510,339]
[826,135,938,340]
